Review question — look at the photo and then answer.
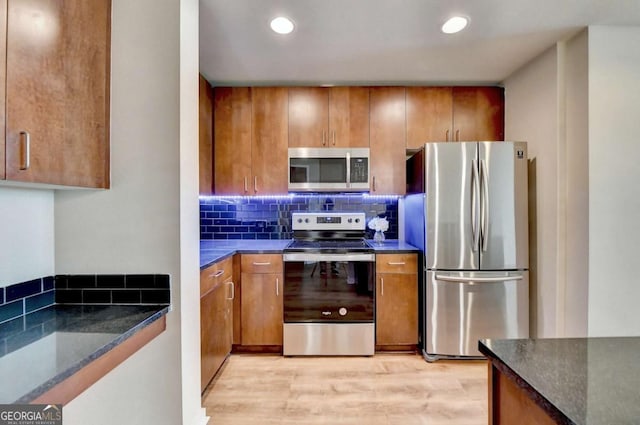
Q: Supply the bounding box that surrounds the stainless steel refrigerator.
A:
[405,141,529,361]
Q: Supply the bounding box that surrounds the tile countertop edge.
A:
[478,339,575,425]
[16,305,170,404]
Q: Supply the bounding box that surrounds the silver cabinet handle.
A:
[480,159,489,252]
[276,278,279,296]
[252,262,271,266]
[209,270,224,278]
[445,129,450,142]
[332,130,336,146]
[254,176,258,193]
[244,177,248,193]
[387,262,406,266]
[455,129,460,141]
[372,176,376,192]
[471,159,480,252]
[227,281,235,300]
[435,274,523,283]
[19,131,30,170]
[322,130,326,146]
[380,277,384,296]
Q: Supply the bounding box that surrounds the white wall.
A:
[55,0,202,424]
[179,0,204,423]
[503,46,560,337]
[588,26,640,337]
[0,187,54,286]
[563,30,589,337]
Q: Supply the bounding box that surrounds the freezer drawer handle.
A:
[387,262,406,266]
[435,275,523,283]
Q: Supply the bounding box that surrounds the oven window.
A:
[284,260,374,322]
[289,158,347,183]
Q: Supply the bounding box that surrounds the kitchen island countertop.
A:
[0,304,169,404]
[479,337,640,425]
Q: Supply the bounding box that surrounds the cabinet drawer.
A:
[201,256,233,296]
[241,254,283,274]
[376,253,418,274]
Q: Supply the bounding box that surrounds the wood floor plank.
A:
[203,354,487,425]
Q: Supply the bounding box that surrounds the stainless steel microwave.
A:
[288,147,370,192]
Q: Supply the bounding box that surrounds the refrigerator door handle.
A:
[480,159,490,252]
[471,159,480,251]
[435,274,523,283]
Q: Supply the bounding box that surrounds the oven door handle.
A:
[283,253,375,262]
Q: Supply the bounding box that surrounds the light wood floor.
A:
[202,354,488,425]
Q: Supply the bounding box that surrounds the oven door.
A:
[283,252,375,323]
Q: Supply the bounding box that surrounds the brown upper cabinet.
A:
[214,87,288,195]
[199,75,214,195]
[452,87,504,142]
[406,87,453,146]
[406,86,504,148]
[214,87,252,195]
[369,87,406,195]
[2,0,111,188]
[288,87,369,148]
[251,87,289,195]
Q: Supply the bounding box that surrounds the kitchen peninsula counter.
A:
[479,337,640,425]
[0,304,169,404]
[200,239,420,269]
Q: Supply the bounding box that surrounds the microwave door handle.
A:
[346,151,351,188]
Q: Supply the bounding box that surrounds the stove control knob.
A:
[304,218,310,223]
[347,218,353,223]
[354,218,360,223]
[297,218,303,223]
[339,308,347,316]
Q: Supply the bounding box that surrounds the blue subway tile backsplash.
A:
[200,195,399,240]
[55,274,171,305]
[6,279,42,303]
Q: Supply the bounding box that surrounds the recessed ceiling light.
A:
[270,16,295,35]
[441,16,469,34]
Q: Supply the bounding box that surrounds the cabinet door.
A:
[452,87,504,141]
[0,0,6,179]
[369,87,406,195]
[251,87,288,195]
[329,87,369,147]
[406,87,453,148]
[376,273,418,346]
[201,280,233,391]
[241,272,283,345]
[5,0,110,187]
[288,87,328,148]
[214,87,252,195]
[199,75,214,195]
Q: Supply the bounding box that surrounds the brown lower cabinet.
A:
[375,253,418,350]
[488,362,557,425]
[240,254,283,347]
[200,257,234,392]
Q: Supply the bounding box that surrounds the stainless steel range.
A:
[283,212,375,356]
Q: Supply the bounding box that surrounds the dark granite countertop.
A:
[200,239,420,269]
[479,337,640,425]
[200,239,292,269]
[0,304,169,403]
[365,239,420,252]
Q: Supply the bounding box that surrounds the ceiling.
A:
[199,0,640,86]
